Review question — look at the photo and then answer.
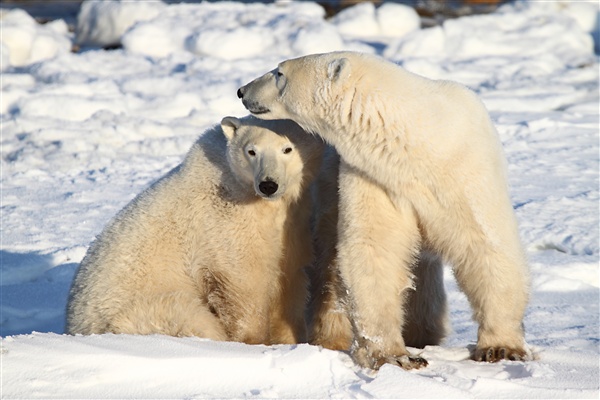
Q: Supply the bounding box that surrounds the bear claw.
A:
[396,355,429,370]
[373,355,428,370]
[474,347,526,362]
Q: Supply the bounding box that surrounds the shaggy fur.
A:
[239,51,530,370]
[66,116,324,345]
[307,148,448,353]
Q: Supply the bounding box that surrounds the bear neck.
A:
[222,174,261,203]
[301,87,409,195]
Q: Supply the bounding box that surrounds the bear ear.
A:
[327,58,350,82]
[221,116,241,140]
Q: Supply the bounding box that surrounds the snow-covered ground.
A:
[1,0,599,398]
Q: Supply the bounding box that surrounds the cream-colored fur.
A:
[66,116,324,345]
[306,147,353,351]
[307,151,449,354]
[239,51,530,369]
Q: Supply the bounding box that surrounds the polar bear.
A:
[238,51,530,370]
[66,116,324,345]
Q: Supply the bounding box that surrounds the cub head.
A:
[221,116,323,201]
[237,52,355,132]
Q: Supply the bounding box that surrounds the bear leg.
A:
[422,195,530,362]
[454,242,530,361]
[307,149,353,350]
[109,291,228,339]
[337,162,424,370]
[270,266,309,344]
[205,269,273,345]
[307,256,353,351]
[403,249,450,348]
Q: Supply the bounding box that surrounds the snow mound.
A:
[0,8,72,69]
[121,2,356,60]
[330,2,420,39]
[75,0,166,48]
[385,3,594,66]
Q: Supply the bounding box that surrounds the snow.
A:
[1,0,599,398]
[119,1,358,59]
[75,0,166,48]
[330,2,420,38]
[0,8,71,69]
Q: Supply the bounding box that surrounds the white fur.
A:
[66,116,324,345]
[239,51,530,369]
[307,149,449,355]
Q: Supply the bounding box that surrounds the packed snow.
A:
[1,0,599,398]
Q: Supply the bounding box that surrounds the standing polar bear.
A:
[238,51,530,370]
[66,116,324,345]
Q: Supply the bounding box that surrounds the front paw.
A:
[354,347,428,370]
[387,354,429,370]
[473,346,528,362]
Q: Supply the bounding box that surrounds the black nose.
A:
[259,180,278,196]
[237,87,244,99]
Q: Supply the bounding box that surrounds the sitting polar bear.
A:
[238,51,531,370]
[66,116,324,345]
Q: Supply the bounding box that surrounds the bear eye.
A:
[275,69,287,92]
[247,149,256,156]
[283,147,293,154]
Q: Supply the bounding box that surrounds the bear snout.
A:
[258,180,279,196]
[237,85,270,114]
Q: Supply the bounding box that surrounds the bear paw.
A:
[473,346,528,362]
[355,350,429,371]
[387,354,429,371]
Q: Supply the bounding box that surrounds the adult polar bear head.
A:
[237,52,358,137]
[221,116,320,201]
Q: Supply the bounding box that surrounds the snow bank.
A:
[72,0,600,62]
[0,8,72,69]
[121,1,358,60]
[507,0,600,52]
[385,2,594,65]
[77,1,419,60]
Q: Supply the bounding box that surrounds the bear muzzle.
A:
[237,85,270,115]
